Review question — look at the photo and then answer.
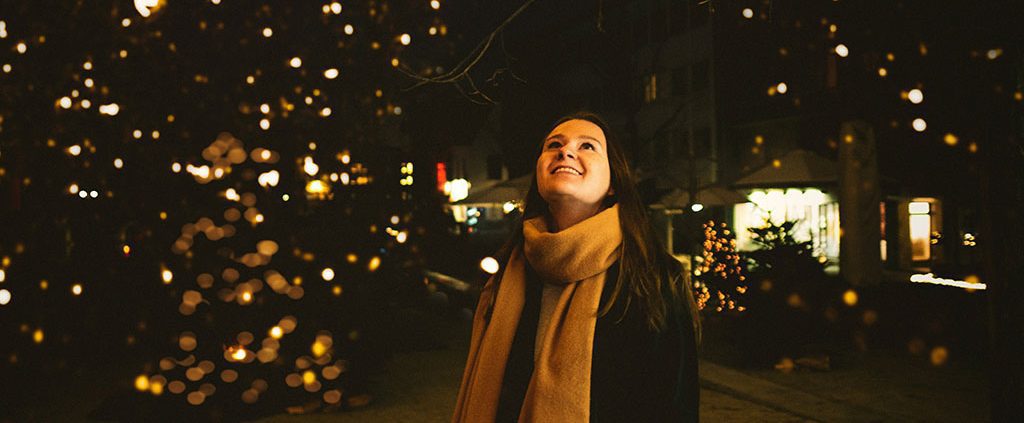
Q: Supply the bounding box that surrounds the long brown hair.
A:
[495,111,701,340]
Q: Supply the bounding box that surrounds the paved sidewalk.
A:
[260,315,988,423]
[259,318,809,422]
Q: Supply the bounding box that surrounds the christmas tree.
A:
[0,0,458,419]
[692,220,747,314]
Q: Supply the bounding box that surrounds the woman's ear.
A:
[607,187,615,196]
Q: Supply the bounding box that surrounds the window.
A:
[909,201,931,261]
[643,73,658,103]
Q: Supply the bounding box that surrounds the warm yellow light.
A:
[834,43,849,57]
[80,99,92,109]
[742,8,753,19]
[306,180,330,196]
[259,118,270,130]
[302,370,316,385]
[368,256,381,272]
[161,268,173,284]
[311,341,328,357]
[943,133,958,146]
[134,0,164,18]
[135,375,150,391]
[241,291,253,302]
[320,107,332,117]
[59,97,72,109]
[303,157,319,176]
[269,326,283,339]
[842,289,858,306]
[930,346,949,366]
[231,348,247,361]
[330,2,342,14]
[344,24,354,35]
[911,118,927,132]
[72,284,83,295]
[0,289,10,306]
[480,257,500,274]
[69,183,80,195]
[289,57,302,68]
[262,27,273,37]
[324,68,339,79]
[33,328,44,343]
[908,88,924,104]
[877,67,887,77]
[776,82,788,94]
[399,33,411,45]
[15,42,26,54]
[431,0,441,10]
[321,268,335,281]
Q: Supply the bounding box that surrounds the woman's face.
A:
[535,119,613,209]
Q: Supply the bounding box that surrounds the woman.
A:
[453,112,701,422]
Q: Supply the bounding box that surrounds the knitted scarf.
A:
[453,204,623,422]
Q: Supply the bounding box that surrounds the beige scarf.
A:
[453,205,623,422]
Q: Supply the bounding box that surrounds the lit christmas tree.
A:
[0,0,457,419]
[692,220,747,314]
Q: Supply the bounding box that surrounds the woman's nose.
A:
[557,145,576,159]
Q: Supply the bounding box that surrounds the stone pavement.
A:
[258,311,989,423]
[258,317,811,423]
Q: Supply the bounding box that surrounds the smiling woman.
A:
[453,112,701,422]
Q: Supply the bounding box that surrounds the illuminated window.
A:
[909,201,931,261]
[643,74,658,103]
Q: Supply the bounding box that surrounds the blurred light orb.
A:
[0,289,11,306]
[330,2,342,14]
[431,0,441,10]
[135,375,150,391]
[908,88,923,104]
[930,346,949,366]
[289,57,302,68]
[400,33,411,45]
[912,118,927,132]
[834,43,849,57]
[843,289,858,306]
[269,326,283,339]
[321,268,335,281]
[480,257,500,275]
[776,82,788,94]
[691,203,704,212]
[742,8,753,19]
[72,284,83,295]
[99,103,120,115]
[324,68,339,79]
[134,0,164,18]
[344,24,354,35]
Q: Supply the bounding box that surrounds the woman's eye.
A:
[546,141,561,149]
[581,142,594,150]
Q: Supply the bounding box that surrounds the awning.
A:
[733,149,838,188]
[659,184,749,208]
